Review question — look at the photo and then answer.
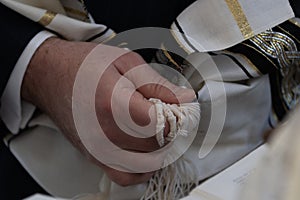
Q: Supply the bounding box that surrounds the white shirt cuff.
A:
[0,30,56,134]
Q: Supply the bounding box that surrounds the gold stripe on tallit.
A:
[161,44,182,71]
[38,11,56,26]
[223,50,262,75]
[170,29,193,54]
[289,18,300,28]
[101,32,116,44]
[224,0,254,39]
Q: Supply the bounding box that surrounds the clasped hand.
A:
[21,37,195,186]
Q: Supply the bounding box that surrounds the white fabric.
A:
[240,104,300,200]
[0,30,56,134]
[178,53,271,182]
[25,194,67,200]
[7,63,271,199]
[172,0,294,52]
[25,103,300,199]
[0,0,114,42]
[9,115,105,198]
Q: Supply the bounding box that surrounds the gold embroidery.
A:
[289,18,300,28]
[101,32,116,44]
[242,42,289,111]
[250,30,300,68]
[241,42,278,69]
[224,0,254,39]
[277,26,300,44]
[161,44,183,72]
[63,6,89,18]
[223,50,262,76]
[250,30,300,109]
[38,11,56,26]
[117,42,129,47]
[170,29,193,54]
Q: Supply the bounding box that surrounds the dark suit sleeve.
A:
[289,0,300,17]
[0,3,43,97]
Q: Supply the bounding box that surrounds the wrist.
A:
[21,37,97,112]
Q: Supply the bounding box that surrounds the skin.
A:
[21,37,196,186]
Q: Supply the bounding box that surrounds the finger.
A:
[113,52,196,104]
[110,74,172,149]
[110,67,173,140]
[118,85,171,139]
[87,153,155,186]
[96,65,166,152]
[104,165,155,186]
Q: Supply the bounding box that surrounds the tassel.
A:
[141,156,198,200]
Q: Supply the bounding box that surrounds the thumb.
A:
[114,52,196,104]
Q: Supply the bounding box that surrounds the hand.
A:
[21,37,196,186]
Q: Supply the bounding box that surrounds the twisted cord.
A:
[250,29,300,109]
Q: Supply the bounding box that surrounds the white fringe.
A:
[141,156,198,200]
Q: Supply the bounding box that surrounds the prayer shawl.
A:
[1,0,298,199]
